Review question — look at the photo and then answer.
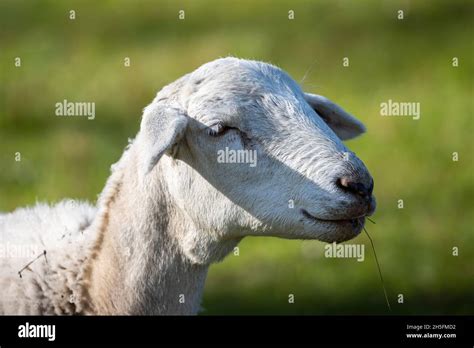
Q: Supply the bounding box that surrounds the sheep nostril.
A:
[337,176,373,198]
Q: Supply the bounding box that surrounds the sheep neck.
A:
[86,150,209,315]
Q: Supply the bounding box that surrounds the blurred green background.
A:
[0,0,472,314]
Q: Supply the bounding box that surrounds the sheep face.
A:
[141,58,375,263]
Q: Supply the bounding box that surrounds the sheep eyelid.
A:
[207,123,239,137]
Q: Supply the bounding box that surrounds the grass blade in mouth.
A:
[367,217,376,224]
[364,226,391,312]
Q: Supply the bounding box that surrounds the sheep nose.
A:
[337,176,374,199]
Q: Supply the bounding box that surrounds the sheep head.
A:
[137,57,375,264]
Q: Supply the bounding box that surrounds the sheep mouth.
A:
[300,209,365,227]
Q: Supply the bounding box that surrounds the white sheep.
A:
[0,57,375,315]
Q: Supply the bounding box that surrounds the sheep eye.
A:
[207,123,232,137]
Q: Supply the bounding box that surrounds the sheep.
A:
[0,57,375,315]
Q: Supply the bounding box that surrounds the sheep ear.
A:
[140,103,188,174]
[304,93,366,140]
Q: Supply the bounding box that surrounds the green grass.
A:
[0,0,472,314]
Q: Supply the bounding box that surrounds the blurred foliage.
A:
[0,0,473,314]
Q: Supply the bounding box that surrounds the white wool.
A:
[0,201,96,314]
